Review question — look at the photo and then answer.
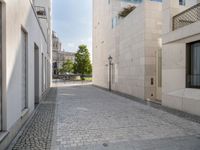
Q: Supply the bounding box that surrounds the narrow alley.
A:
[10,82,200,150]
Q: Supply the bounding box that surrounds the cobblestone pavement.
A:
[11,88,57,150]
[52,83,200,150]
[10,83,200,150]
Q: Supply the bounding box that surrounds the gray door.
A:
[156,49,162,101]
[21,29,27,111]
[0,2,2,130]
[42,53,44,92]
[44,57,46,90]
[34,44,40,105]
[45,57,47,89]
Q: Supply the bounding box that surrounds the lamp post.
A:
[108,56,113,91]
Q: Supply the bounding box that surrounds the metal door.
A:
[0,2,2,130]
[34,44,40,105]
[156,49,162,101]
[21,29,27,111]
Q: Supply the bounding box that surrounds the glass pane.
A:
[179,0,186,6]
[190,42,200,87]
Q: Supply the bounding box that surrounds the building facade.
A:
[0,0,52,149]
[93,0,200,116]
[93,0,162,101]
[162,0,200,116]
[52,31,75,77]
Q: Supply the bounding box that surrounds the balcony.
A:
[173,3,200,30]
[34,6,47,19]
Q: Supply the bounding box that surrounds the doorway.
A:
[156,48,162,102]
[0,2,2,130]
[42,53,44,93]
[21,28,28,112]
[34,44,40,107]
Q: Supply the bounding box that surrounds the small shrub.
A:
[118,5,136,18]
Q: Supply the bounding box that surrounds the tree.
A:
[74,45,92,80]
[59,59,74,74]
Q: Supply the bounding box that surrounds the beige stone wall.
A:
[144,1,162,100]
[93,0,114,88]
[114,3,146,99]
[93,0,162,100]
[162,0,200,116]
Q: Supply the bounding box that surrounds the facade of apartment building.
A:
[93,0,162,101]
[0,0,52,149]
[93,0,200,116]
[52,31,75,76]
[162,0,200,116]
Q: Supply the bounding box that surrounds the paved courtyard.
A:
[11,82,200,150]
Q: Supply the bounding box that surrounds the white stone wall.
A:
[93,0,114,88]
[162,0,200,116]
[144,1,162,100]
[93,0,162,100]
[1,0,51,131]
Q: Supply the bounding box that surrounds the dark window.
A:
[179,0,185,5]
[53,62,57,68]
[186,41,200,88]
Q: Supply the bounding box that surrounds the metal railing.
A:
[173,3,200,30]
[34,6,47,19]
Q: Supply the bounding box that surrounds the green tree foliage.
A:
[74,45,92,80]
[59,59,74,74]
[118,5,136,18]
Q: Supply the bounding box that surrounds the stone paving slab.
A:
[53,84,200,150]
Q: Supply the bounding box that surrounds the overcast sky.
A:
[52,0,92,54]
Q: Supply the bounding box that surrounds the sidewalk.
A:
[10,88,57,150]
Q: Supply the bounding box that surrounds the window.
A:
[122,0,142,4]
[34,6,47,19]
[122,0,162,3]
[112,16,118,28]
[179,0,185,6]
[186,41,200,88]
[151,0,162,2]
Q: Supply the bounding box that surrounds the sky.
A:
[52,0,92,54]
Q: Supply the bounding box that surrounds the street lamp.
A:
[108,56,113,91]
